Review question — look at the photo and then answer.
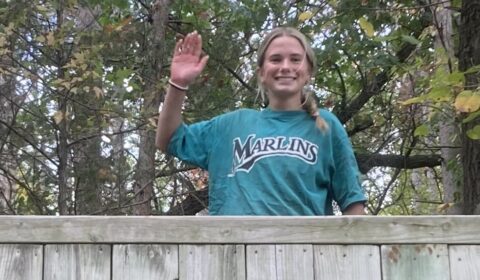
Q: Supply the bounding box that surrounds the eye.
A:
[269,57,282,63]
[291,56,302,63]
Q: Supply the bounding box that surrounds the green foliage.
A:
[0,0,473,215]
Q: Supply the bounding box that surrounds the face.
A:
[258,36,311,103]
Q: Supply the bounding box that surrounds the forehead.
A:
[265,36,305,55]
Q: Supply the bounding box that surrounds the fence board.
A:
[0,244,42,280]
[313,245,381,280]
[246,245,276,280]
[449,245,480,280]
[179,244,245,280]
[112,244,178,280]
[275,244,314,280]
[381,244,449,280]
[43,244,110,280]
[2,216,480,244]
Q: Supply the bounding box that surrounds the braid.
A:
[301,91,329,132]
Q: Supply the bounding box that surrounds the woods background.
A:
[0,0,479,216]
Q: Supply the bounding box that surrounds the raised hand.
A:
[170,31,209,88]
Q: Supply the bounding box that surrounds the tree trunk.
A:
[111,117,128,213]
[56,0,70,215]
[0,48,16,214]
[432,0,462,214]
[132,0,170,215]
[458,1,480,214]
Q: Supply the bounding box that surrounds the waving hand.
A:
[170,31,209,88]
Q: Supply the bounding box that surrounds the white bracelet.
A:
[168,79,189,91]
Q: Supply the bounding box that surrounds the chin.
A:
[269,88,301,98]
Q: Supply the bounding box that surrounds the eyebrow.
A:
[268,53,304,58]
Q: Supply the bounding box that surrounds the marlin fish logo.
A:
[230,134,318,175]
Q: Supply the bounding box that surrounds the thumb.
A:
[198,55,209,71]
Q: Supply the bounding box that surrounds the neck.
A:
[268,95,303,111]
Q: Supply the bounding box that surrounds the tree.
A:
[458,0,480,214]
[1,0,473,215]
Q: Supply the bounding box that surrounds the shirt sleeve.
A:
[324,111,367,211]
[167,119,217,170]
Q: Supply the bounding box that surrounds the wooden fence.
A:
[1,216,480,279]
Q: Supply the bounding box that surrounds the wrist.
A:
[168,79,189,91]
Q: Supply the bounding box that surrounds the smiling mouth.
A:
[275,77,296,81]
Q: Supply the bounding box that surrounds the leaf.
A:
[299,11,314,22]
[447,71,465,85]
[0,35,6,47]
[466,125,480,140]
[53,111,64,124]
[93,86,103,99]
[414,124,429,137]
[36,35,45,43]
[454,90,480,113]
[358,17,374,37]
[399,96,426,106]
[401,35,421,45]
[46,32,55,46]
[73,52,86,64]
[464,65,480,74]
[463,110,480,123]
[427,87,451,102]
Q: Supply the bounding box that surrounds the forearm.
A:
[342,202,366,215]
[155,85,186,152]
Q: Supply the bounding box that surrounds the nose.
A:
[280,59,292,71]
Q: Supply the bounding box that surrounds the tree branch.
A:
[356,153,442,174]
[336,8,432,124]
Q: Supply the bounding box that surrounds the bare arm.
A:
[156,31,209,152]
[342,202,366,215]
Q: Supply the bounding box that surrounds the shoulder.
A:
[318,109,342,125]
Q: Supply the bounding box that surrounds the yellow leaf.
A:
[455,90,480,113]
[5,23,15,36]
[46,32,55,46]
[73,52,85,64]
[93,86,103,99]
[0,36,6,47]
[299,11,314,22]
[53,111,64,124]
[61,81,72,89]
[36,35,46,43]
[148,117,158,128]
[115,16,133,31]
[358,17,375,37]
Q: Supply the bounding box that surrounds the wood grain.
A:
[1,216,479,244]
[313,245,381,280]
[0,244,42,280]
[112,244,178,280]
[43,244,110,280]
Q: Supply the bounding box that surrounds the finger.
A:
[183,32,195,54]
[197,55,209,71]
[193,33,202,57]
[173,39,183,57]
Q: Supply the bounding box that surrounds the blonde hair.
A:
[256,27,328,132]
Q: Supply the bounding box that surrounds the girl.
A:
[156,27,366,215]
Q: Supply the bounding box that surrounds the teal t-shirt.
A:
[168,108,366,215]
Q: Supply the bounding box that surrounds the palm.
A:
[170,32,209,87]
